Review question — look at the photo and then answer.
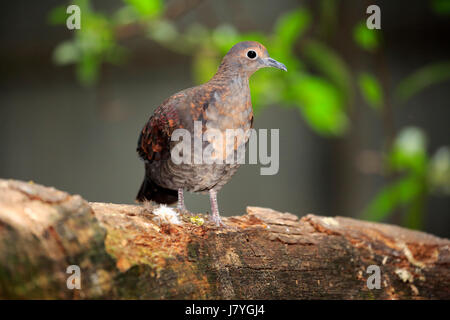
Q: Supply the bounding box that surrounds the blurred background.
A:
[1,0,449,237]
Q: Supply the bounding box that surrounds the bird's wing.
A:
[137,97,183,163]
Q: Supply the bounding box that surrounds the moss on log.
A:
[0,179,449,299]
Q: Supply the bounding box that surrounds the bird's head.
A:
[218,41,287,77]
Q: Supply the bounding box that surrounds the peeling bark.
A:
[0,179,449,299]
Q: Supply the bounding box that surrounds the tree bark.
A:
[0,179,448,299]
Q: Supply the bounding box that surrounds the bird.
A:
[136,41,287,226]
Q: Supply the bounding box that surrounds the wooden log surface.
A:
[0,179,449,299]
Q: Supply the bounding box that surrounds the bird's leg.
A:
[177,188,190,215]
[209,189,224,226]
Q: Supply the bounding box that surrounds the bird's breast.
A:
[200,89,252,164]
[205,99,252,129]
[203,78,253,130]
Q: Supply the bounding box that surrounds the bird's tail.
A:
[136,175,178,204]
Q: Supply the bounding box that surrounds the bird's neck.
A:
[210,63,250,87]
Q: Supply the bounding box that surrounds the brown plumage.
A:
[136,41,287,226]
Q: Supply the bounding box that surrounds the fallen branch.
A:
[0,179,448,299]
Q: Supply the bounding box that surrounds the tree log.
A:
[0,179,448,299]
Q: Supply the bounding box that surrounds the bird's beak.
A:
[264,57,287,71]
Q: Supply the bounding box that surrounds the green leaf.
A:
[47,6,68,25]
[125,0,163,18]
[358,72,383,110]
[114,6,140,24]
[192,48,220,84]
[150,20,179,44]
[362,176,422,221]
[250,71,283,111]
[53,41,80,65]
[395,61,450,104]
[303,40,353,105]
[403,193,425,230]
[353,21,380,52]
[364,127,429,225]
[389,127,427,173]
[292,76,348,136]
[66,0,122,85]
[181,24,209,50]
[431,0,450,15]
[77,53,100,86]
[212,25,240,54]
[274,8,311,49]
[428,146,450,194]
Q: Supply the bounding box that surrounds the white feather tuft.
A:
[152,204,182,225]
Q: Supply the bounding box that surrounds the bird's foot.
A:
[210,214,224,227]
[209,214,237,230]
[208,189,237,230]
[177,206,194,217]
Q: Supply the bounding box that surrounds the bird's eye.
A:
[247,50,257,59]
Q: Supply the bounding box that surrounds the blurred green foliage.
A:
[353,21,380,52]
[431,0,450,15]
[363,127,428,229]
[49,1,350,136]
[363,127,450,229]
[395,62,450,104]
[49,0,450,229]
[358,72,383,110]
[51,0,125,85]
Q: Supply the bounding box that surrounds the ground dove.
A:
[136,41,287,226]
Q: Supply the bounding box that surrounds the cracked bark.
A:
[0,179,449,299]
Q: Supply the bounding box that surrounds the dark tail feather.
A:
[136,176,178,204]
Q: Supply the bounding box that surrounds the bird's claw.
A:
[210,214,224,227]
[209,215,237,230]
[177,207,194,216]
